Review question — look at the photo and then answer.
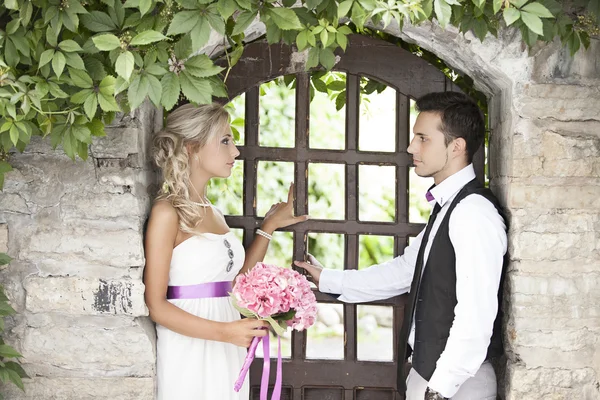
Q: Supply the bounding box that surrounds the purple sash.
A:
[166,281,232,299]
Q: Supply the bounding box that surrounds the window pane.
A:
[308,163,345,220]
[225,92,245,146]
[358,235,394,270]
[358,77,396,153]
[357,305,393,361]
[306,303,344,360]
[259,77,295,148]
[256,161,294,217]
[264,231,293,269]
[359,165,396,222]
[309,72,345,150]
[307,232,345,272]
[207,160,243,216]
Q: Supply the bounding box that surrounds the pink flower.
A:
[231,262,317,333]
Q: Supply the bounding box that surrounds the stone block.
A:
[91,127,141,159]
[24,277,147,316]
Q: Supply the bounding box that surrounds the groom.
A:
[295,92,507,400]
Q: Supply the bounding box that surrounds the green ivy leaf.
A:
[98,75,116,96]
[69,68,94,89]
[503,7,521,26]
[296,30,308,51]
[180,71,212,104]
[434,0,452,28]
[509,0,528,8]
[130,30,168,45]
[127,75,149,109]
[217,0,238,19]
[71,89,94,104]
[140,0,153,16]
[92,34,121,51]
[83,93,98,119]
[206,9,226,35]
[39,49,55,68]
[116,51,135,81]
[81,11,118,32]
[4,0,18,9]
[64,52,86,70]
[98,92,121,112]
[160,73,180,111]
[87,119,106,137]
[522,2,554,18]
[185,55,225,78]
[167,11,200,35]
[338,0,354,18]
[336,32,348,51]
[319,47,336,70]
[266,7,303,30]
[232,10,257,36]
[521,11,544,35]
[146,74,162,106]
[492,0,502,14]
[0,345,21,359]
[5,361,28,379]
[52,51,66,78]
[190,17,211,52]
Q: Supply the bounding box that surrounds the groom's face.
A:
[408,111,451,180]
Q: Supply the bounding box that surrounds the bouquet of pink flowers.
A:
[231,262,317,399]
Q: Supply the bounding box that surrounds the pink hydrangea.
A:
[232,263,317,332]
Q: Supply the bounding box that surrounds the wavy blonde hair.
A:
[153,103,230,234]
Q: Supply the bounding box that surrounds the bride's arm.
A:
[238,183,308,275]
[143,201,267,346]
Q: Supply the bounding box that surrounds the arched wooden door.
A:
[218,34,484,400]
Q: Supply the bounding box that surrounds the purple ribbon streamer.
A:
[234,332,282,400]
[166,281,232,299]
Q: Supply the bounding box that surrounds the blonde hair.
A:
[153,103,230,233]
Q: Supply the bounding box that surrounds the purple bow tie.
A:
[425,191,435,202]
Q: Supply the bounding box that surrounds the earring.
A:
[194,155,199,161]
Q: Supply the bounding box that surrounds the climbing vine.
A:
[0,0,598,187]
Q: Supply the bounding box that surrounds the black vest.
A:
[411,178,507,381]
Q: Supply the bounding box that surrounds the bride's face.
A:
[191,124,240,179]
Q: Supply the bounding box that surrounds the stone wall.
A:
[0,102,162,398]
[0,20,598,399]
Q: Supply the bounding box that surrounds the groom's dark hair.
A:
[415,92,485,163]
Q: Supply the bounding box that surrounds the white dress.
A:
[156,224,248,400]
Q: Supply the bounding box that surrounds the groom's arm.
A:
[318,228,425,303]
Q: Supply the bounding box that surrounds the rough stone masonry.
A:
[0,21,598,399]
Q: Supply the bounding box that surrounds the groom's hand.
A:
[294,254,323,288]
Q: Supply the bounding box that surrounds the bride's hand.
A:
[221,319,269,348]
[262,183,309,233]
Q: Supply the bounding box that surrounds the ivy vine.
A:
[0,0,597,188]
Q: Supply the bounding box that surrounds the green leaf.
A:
[160,73,180,111]
[140,0,153,16]
[87,119,106,137]
[327,80,346,91]
[146,74,162,106]
[319,47,336,70]
[92,34,121,51]
[493,0,502,14]
[5,362,28,380]
[98,92,121,112]
[296,31,308,51]
[81,11,118,32]
[180,71,212,104]
[99,75,116,96]
[52,51,66,78]
[306,46,319,69]
[58,40,83,53]
[4,0,18,10]
[337,32,348,51]
[71,89,94,104]
[69,68,94,89]
[206,9,226,35]
[190,18,211,52]
[64,52,86,70]
[434,0,452,28]
[521,11,544,35]
[0,345,22,359]
[127,75,149,110]
[217,0,238,19]
[83,93,98,119]
[522,2,554,18]
[185,55,225,78]
[62,130,76,160]
[338,0,353,18]
[266,7,303,30]
[39,49,55,68]
[9,126,19,146]
[130,30,168,45]
[232,11,257,36]
[116,51,135,81]
[509,0,528,7]
[71,124,92,144]
[167,11,200,35]
[114,76,131,94]
[503,7,521,26]
[0,163,12,176]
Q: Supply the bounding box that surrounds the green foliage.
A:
[0,253,28,395]
[0,0,596,188]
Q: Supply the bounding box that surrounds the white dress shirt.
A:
[319,164,507,398]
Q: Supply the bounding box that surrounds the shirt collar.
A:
[429,164,476,207]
